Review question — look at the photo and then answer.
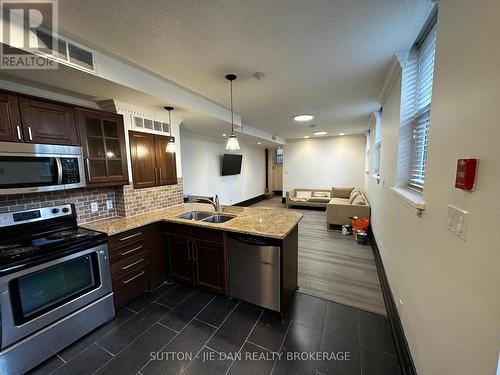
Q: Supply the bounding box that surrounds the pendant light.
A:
[225,74,240,151]
[164,106,176,153]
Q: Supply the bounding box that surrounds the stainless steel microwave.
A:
[0,142,86,195]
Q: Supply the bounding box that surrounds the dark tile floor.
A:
[28,283,401,375]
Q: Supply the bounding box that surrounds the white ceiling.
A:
[12,0,434,139]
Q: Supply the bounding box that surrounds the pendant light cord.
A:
[230,80,234,135]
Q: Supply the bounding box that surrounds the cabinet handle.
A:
[121,258,144,270]
[187,241,192,261]
[192,241,197,261]
[158,167,162,183]
[122,271,145,284]
[28,126,33,141]
[119,245,143,256]
[85,159,92,182]
[16,126,22,140]
[119,232,142,241]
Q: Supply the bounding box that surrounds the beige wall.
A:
[365,1,500,374]
[284,135,366,194]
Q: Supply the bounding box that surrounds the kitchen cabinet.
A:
[76,109,128,186]
[167,235,194,283]
[165,223,227,294]
[19,96,78,145]
[0,91,78,145]
[107,224,167,305]
[155,135,177,185]
[193,239,226,294]
[129,130,177,189]
[0,93,22,142]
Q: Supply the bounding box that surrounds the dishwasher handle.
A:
[229,235,277,247]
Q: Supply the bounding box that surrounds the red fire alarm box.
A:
[455,158,478,191]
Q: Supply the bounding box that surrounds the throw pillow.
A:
[296,190,312,198]
[312,191,331,198]
[352,194,366,205]
[349,188,360,202]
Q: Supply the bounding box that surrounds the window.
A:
[373,111,382,176]
[275,148,283,165]
[398,12,437,192]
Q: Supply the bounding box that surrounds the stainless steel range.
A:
[0,204,114,375]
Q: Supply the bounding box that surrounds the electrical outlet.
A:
[90,202,98,213]
[106,200,113,210]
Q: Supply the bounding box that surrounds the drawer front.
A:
[112,265,150,306]
[164,222,192,238]
[108,227,150,249]
[165,222,224,243]
[192,227,224,243]
[109,239,149,264]
[111,251,150,280]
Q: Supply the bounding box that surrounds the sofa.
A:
[286,188,333,208]
[326,187,370,226]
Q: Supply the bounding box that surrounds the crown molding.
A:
[378,54,405,105]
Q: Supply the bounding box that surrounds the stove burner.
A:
[46,230,92,240]
[0,245,39,258]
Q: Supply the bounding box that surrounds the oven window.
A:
[11,254,100,324]
[0,156,58,188]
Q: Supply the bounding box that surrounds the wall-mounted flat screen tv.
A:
[221,154,242,176]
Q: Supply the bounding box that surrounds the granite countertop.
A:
[81,203,303,239]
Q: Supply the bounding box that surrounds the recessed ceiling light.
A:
[258,142,262,145]
[313,131,327,136]
[222,133,227,137]
[304,135,310,139]
[294,114,314,122]
[339,133,345,136]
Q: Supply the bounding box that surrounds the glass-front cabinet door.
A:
[76,109,128,186]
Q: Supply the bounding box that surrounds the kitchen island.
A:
[82,203,302,315]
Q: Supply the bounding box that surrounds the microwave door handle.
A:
[56,158,63,184]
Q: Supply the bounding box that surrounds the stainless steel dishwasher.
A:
[228,234,281,312]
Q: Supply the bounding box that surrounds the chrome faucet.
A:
[196,195,221,212]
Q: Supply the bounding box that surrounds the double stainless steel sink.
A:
[177,211,236,224]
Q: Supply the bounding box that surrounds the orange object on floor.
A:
[351,217,369,236]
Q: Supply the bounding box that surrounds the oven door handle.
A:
[56,157,63,185]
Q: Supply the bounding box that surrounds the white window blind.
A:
[396,15,437,193]
[409,112,430,190]
[373,112,382,176]
[408,24,436,191]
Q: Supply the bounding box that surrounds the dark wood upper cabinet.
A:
[155,135,177,185]
[129,130,178,189]
[129,131,157,189]
[19,97,79,145]
[0,93,22,142]
[76,109,128,186]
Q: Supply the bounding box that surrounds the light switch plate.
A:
[447,204,469,240]
[90,202,98,213]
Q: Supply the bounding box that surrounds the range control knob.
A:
[62,207,70,213]
[51,208,59,214]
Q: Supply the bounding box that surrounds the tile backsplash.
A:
[0,187,118,224]
[0,178,184,224]
[116,178,184,217]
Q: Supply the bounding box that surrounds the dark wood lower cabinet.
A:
[167,235,194,284]
[165,224,228,295]
[108,224,167,305]
[193,239,226,294]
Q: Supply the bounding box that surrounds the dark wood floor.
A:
[29,284,401,375]
[251,197,386,315]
